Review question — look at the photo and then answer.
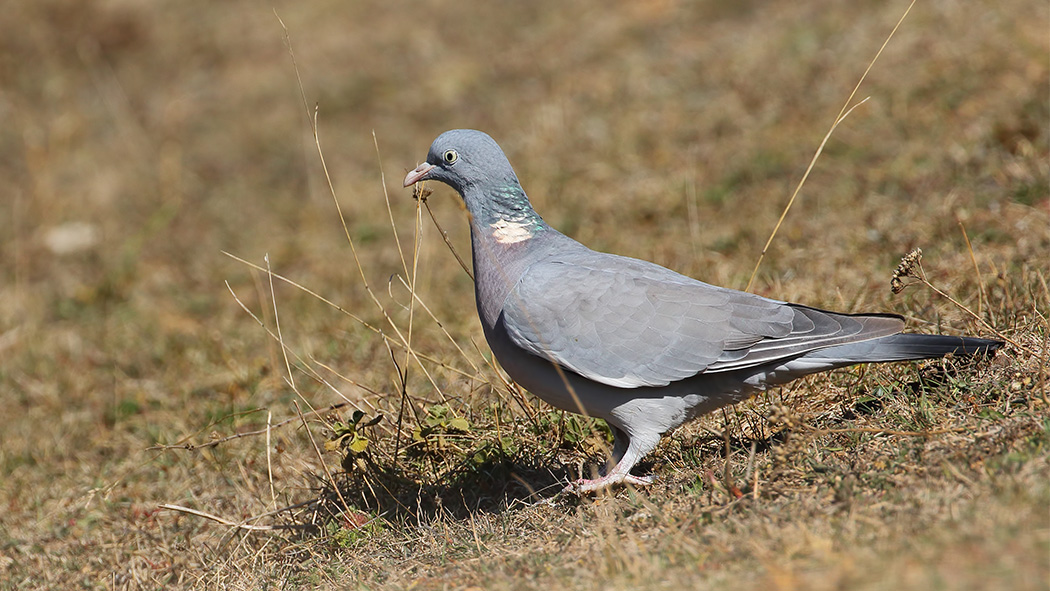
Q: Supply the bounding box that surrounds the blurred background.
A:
[1,0,1046,587]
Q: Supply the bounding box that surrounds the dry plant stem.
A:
[1037,269,1050,314]
[1039,274,1050,406]
[307,357,387,402]
[957,218,988,320]
[265,253,295,390]
[226,251,384,333]
[232,270,359,436]
[915,264,1032,355]
[745,0,917,292]
[470,337,541,429]
[266,410,276,510]
[149,402,351,451]
[374,132,431,435]
[308,352,449,440]
[159,504,280,531]
[251,267,283,393]
[275,15,447,408]
[226,253,480,383]
[159,497,329,532]
[393,274,484,376]
[375,131,409,281]
[751,441,761,500]
[389,341,410,469]
[422,194,474,281]
[745,96,871,292]
[409,150,425,321]
[403,175,430,422]
[231,262,454,445]
[224,279,374,417]
[294,400,354,519]
[721,408,734,496]
[799,425,969,437]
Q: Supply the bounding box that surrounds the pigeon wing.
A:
[499,251,904,388]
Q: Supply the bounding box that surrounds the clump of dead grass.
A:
[2,0,1047,589]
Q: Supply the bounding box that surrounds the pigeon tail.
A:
[797,333,1002,366]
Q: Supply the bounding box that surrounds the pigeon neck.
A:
[465,182,548,246]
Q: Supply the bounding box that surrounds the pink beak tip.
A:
[403,163,436,187]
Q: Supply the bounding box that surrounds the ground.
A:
[1,0,1047,589]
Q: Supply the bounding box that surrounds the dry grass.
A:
[1,0,1047,589]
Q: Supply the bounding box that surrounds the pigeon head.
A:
[404,130,546,237]
[403,130,509,190]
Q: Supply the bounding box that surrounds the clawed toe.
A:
[562,473,656,495]
[623,474,654,487]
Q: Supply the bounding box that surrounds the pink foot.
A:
[563,473,655,494]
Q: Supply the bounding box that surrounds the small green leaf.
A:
[448,417,471,432]
[324,433,351,451]
[349,434,369,453]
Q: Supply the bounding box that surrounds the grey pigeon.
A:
[403,129,1002,493]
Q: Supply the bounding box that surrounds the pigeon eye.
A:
[442,150,458,164]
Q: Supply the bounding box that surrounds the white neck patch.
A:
[489,219,533,244]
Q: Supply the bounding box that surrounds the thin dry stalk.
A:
[898,253,1035,356]
[799,425,968,437]
[420,189,474,281]
[159,504,280,531]
[224,278,369,416]
[389,341,411,469]
[745,97,871,292]
[266,410,276,510]
[274,14,450,408]
[957,217,989,320]
[265,253,295,390]
[294,400,354,518]
[470,337,541,428]
[148,402,350,451]
[721,408,736,498]
[226,254,480,387]
[375,130,409,281]
[159,502,318,532]
[392,273,484,376]
[746,0,917,292]
[251,266,283,393]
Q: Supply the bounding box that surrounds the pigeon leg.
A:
[565,428,657,493]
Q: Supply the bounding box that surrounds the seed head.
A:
[891,248,923,294]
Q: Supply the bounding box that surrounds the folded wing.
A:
[500,251,904,388]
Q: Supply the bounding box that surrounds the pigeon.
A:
[403,129,1003,493]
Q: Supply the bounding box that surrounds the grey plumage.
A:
[404,129,1002,493]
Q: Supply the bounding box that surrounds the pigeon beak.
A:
[403,162,436,187]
